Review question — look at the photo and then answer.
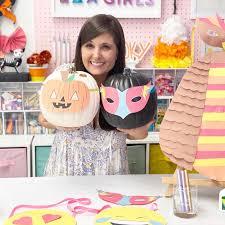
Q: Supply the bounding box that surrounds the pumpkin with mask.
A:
[100,68,157,129]
[40,69,99,127]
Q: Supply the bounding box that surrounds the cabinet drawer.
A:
[0,148,27,177]
[127,145,146,174]
[35,146,51,177]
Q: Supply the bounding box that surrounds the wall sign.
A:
[191,0,225,18]
[52,0,161,18]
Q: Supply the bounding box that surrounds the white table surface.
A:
[0,175,224,225]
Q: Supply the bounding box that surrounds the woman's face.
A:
[81,32,118,79]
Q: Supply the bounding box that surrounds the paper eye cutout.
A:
[50,91,57,99]
[42,214,62,223]
[13,216,33,225]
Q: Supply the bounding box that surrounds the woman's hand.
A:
[117,120,154,140]
[38,113,56,129]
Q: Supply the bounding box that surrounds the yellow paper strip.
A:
[194,158,225,166]
[202,112,225,121]
[198,136,225,144]
[206,90,225,98]
[209,68,225,76]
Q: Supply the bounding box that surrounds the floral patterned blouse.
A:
[44,123,129,176]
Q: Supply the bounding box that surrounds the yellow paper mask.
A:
[95,206,167,225]
[4,209,76,225]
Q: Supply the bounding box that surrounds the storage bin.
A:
[34,146,51,176]
[0,148,27,177]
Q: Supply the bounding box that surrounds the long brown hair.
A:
[74,14,125,77]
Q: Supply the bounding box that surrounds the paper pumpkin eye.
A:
[50,91,57,99]
[71,91,78,101]
[40,69,100,127]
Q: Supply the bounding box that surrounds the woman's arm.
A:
[38,113,56,129]
[117,120,154,140]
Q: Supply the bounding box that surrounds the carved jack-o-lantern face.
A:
[41,80,90,113]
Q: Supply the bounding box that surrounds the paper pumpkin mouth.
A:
[53,102,72,109]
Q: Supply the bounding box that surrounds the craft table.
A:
[0,175,224,225]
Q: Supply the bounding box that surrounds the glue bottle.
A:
[219,188,225,211]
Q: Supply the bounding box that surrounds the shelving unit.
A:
[0,82,55,135]
[0,68,187,177]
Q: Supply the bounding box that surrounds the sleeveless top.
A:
[44,123,129,176]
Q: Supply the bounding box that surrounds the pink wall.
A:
[34,0,200,70]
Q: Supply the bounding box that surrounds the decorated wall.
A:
[33,0,202,70]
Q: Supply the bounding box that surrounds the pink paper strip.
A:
[200,129,225,136]
[195,151,225,159]
[207,84,225,90]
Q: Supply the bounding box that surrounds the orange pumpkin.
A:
[39,69,99,127]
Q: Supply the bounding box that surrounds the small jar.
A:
[173,185,198,218]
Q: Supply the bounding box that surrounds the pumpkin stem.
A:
[60,70,69,81]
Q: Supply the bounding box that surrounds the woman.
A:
[39,14,156,176]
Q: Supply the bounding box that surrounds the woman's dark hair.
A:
[74,14,126,131]
[74,14,125,76]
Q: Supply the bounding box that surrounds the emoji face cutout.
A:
[4,209,76,225]
[95,207,167,225]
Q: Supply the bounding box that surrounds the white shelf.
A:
[0,135,34,148]
[127,132,159,144]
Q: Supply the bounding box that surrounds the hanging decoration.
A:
[159,14,225,182]
[152,1,191,68]
[1,27,27,54]
[0,0,17,23]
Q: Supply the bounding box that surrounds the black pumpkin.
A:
[100,68,157,129]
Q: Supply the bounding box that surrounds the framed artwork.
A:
[51,0,161,18]
[191,0,225,18]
